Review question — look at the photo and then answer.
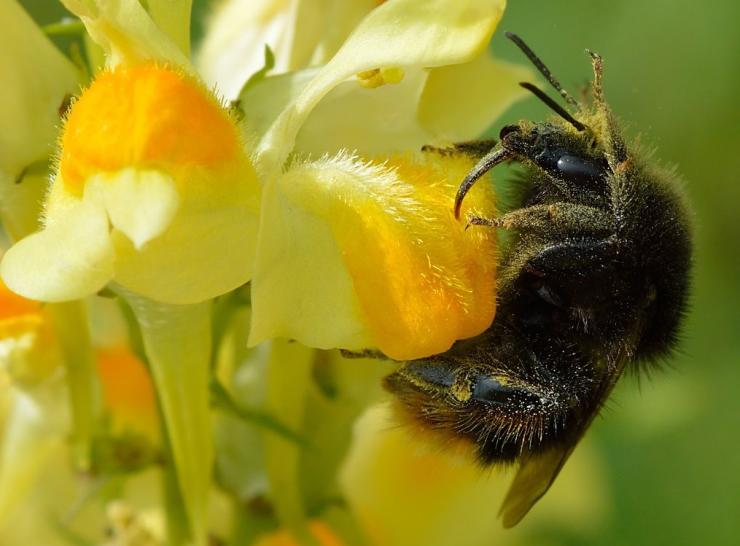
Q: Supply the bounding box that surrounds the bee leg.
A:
[467,203,611,234]
[587,51,627,169]
[422,139,498,158]
[339,348,390,361]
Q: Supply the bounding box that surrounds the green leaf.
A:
[210,378,308,448]
[236,44,276,99]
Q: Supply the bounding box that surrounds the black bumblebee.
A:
[383,33,693,526]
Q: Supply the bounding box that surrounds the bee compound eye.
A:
[556,154,604,182]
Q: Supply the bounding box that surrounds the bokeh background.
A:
[16,1,740,545]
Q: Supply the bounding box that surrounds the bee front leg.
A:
[422,139,498,158]
[466,203,611,236]
[339,348,389,360]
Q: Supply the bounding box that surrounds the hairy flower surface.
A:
[242,0,529,359]
[250,151,497,359]
[2,61,260,304]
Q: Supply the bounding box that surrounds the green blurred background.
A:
[18,1,740,545]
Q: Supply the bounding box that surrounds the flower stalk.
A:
[122,289,213,546]
[264,339,318,546]
[48,300,100,471]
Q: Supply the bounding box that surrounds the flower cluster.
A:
[0,0,605,545]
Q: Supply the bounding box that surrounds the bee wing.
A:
[498,446,572,528]
[499,354,630,527]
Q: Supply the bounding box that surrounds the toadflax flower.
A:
[219,0,532,360]
[0,58,260,305]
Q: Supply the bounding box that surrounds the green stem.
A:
[161,419,193,546]
[48,301,100,471]
[263,340,318,546]
[122,291,213,546]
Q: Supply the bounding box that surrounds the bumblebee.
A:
[383,33,693,526]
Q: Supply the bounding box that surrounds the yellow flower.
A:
[1,59,259,304]
[244,0,531,359]
[252,521,345,546]
[0,278,62,389]
[198,0,380,99]
[339,405,611,546]
[97,345,159,444]
[250,151,498,359]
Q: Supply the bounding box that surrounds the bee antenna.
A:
[505,32,579,109]
[519,82,586,132]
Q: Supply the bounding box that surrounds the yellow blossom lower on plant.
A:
[0,279,62,388]
[339,405,610,546]
[339,404,506,546]
[249,151,497,360]
[1,62,261,305]
[253,521,344,546]
[97,346,158,443]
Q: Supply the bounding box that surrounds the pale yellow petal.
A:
[248,173,374,350]
[0,283,62,389]
[419,54,533,141]
[294,68,429,156]
[146,0,193,56]
[339,405,509,546]
[239,68,317,147]
[60,0,192,69]
[197,0,378,100]
[112,200,259,305]
[243,66,428,157]
[292,0,379,68]
[197,0,296,99]
[0,389,67,529]
[258,0,507,170]
[85,168,180,249]
[0,0,79,179]
[0,202,115,302]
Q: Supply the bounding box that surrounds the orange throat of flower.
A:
[59,63,243,194]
